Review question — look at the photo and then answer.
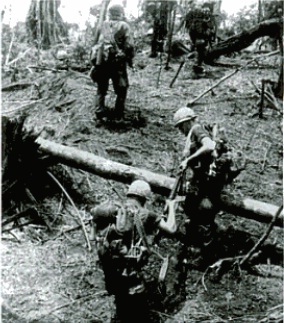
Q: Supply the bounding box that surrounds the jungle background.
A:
[1,0,283,322]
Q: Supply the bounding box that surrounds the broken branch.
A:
[240,204,283,266]
[6,48,32,66]
[1,208,39,227]
[1,82,34,92]
[188,50,280,106]
[46,171,92,251]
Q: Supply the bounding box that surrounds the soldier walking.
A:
[173,107,238,268]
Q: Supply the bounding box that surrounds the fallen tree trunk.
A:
[36,138,283,228]
[204,18,282,63]
[36,137,174,195]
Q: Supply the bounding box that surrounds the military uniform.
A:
[185,8,216,73]
[91,6,134,120]
[91,199,161,322]
[174,108,232,268]
[182,124,218,252]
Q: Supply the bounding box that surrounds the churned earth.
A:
[1,49,283,322]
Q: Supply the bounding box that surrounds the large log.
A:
[36,138,283,228]
[205,18,282,63]
[36,138,174,196]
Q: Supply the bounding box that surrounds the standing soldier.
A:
[173,107,238,268]
[144,0,169,58]
[182,3,216,75]
[90,4,134,121]
[90,180,177,322]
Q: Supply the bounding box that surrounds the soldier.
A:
[90,180,177,322]
[183,3,216,75]
[144,1,169,58]
[173,107,237,268]
[90,4,134,121]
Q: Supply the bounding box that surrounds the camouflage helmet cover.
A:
[127,180,151,199]
[173,107,197,127]
[108,4,124,17]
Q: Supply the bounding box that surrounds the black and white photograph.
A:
[1,0,283,322]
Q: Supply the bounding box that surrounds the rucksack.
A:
[205,123,245,184]
[97,202,147,264]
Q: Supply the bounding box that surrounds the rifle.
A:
[166,170,185,202]
[90,0,110,66]
[154,171,184,242]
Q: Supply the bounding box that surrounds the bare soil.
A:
[1,50,283,322]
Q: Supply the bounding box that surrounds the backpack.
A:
[185,9,216,41]
[205,123,245,184]
[96,202,148,294]
[97,202,147,265]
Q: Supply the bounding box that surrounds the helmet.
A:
[108,4,124,18]
[173,107,197,127]
[127,180,151,199]
[57,49,68,60]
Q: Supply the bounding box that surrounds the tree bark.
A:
[204,18,282,63]
[36,138,284,228]
[26,0,67,49]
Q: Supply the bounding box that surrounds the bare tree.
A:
[26,0,67,49]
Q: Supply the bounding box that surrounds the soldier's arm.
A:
[122,22,135,66]
[158,202,177,234]
[143,210,175,235]
[191,136,215,160]
[89,219,98,241]
[175,16,185,33]
[181,136,215,171]
[180,126,216,171]
[90,202,117,240]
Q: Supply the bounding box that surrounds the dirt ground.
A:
[1,50,283,322]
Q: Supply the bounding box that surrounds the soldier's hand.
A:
[95,236,104,243]
[179,159,188,173]
[119,245,128,255]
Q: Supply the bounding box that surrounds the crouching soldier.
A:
[90,180,177,322]
[173,107,239,268]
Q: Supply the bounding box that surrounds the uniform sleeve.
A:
[120,22,135,63]
[122,22,134,48]
[192,124,209,144]
[91,201,117,231]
